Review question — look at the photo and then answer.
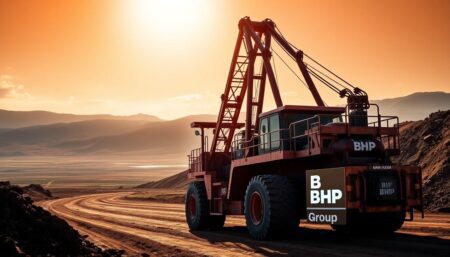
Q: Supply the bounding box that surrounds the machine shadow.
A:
[191,225,450,257]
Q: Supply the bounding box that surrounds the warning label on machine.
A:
[306,167,347,225]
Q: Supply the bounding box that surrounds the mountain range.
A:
[0,92,448,158]
[0,110,161,128]
[371,91,449,121]
[0,114,216,158]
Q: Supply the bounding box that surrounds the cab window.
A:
[259,114,280,152]
[270,115,280,150]
[260,117,269,151]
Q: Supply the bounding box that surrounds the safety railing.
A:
[289,115,322,153]
[188,136,209,173]
[231,129,291,159]
[366,115,400,150]
[230,113,400,160]
[188,147,202,173]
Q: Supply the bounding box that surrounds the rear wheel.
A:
[244,175,300,240]
[185,181,226,231]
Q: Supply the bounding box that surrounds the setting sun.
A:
[125,0,212,40]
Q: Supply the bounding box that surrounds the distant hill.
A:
[0,91,447,157]
[0,109,162,128]
[54,114,216,155]
[0,119,152,146]
[0,114,216,157]
[135,170,188,189]
[371,91,449,121]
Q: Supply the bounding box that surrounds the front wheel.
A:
[185,181,226,231]
[244,175,300,240]
[185,181,209,230]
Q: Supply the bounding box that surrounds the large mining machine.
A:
[185,17,423,240]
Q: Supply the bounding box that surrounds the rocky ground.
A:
[394,110,449,211]
[0,181,124,257]
[21,183,53,201]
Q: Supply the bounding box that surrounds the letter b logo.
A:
[353,141,361,151]
[311,175,321,189]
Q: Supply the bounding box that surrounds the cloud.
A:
[0,75,32,99]
[168,93,203,101]
[0,74,14,80]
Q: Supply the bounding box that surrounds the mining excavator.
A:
[185,17,423,240]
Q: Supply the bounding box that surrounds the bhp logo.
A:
[353,140,376,151]
[310,175,343,204]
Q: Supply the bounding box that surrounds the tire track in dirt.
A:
[40,192,450,257]
[41,193,266,257]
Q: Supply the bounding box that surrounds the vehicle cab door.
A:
[259,114,281,154]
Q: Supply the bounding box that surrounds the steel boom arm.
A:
[210,17,325,155]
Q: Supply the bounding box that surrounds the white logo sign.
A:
[353,140,376,151]
[310,175,343,204]
[308,212,338,224]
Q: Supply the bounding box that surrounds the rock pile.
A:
[0,181,123,257]
[394,110,449,212]
[21,184,52,201]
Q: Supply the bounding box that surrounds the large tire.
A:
[383,211,406,232]
[185,181,226,231]
[244,175,300,240]
[185,181,209,230]
[332,211,405,234]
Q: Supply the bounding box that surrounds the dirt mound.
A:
[22,184,52,201]
[394,110,450,212]
[0,181,123,257]
[135,170,189,189]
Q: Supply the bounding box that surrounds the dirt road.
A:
[40,192,450,257]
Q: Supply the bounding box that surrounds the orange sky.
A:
[0,0,449,119]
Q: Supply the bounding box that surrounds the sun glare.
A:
[126,0,209,41]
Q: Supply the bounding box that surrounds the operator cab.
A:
[258,105,345,154]
[232,105,346,158]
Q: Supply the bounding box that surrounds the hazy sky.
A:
[0,0,449,119]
